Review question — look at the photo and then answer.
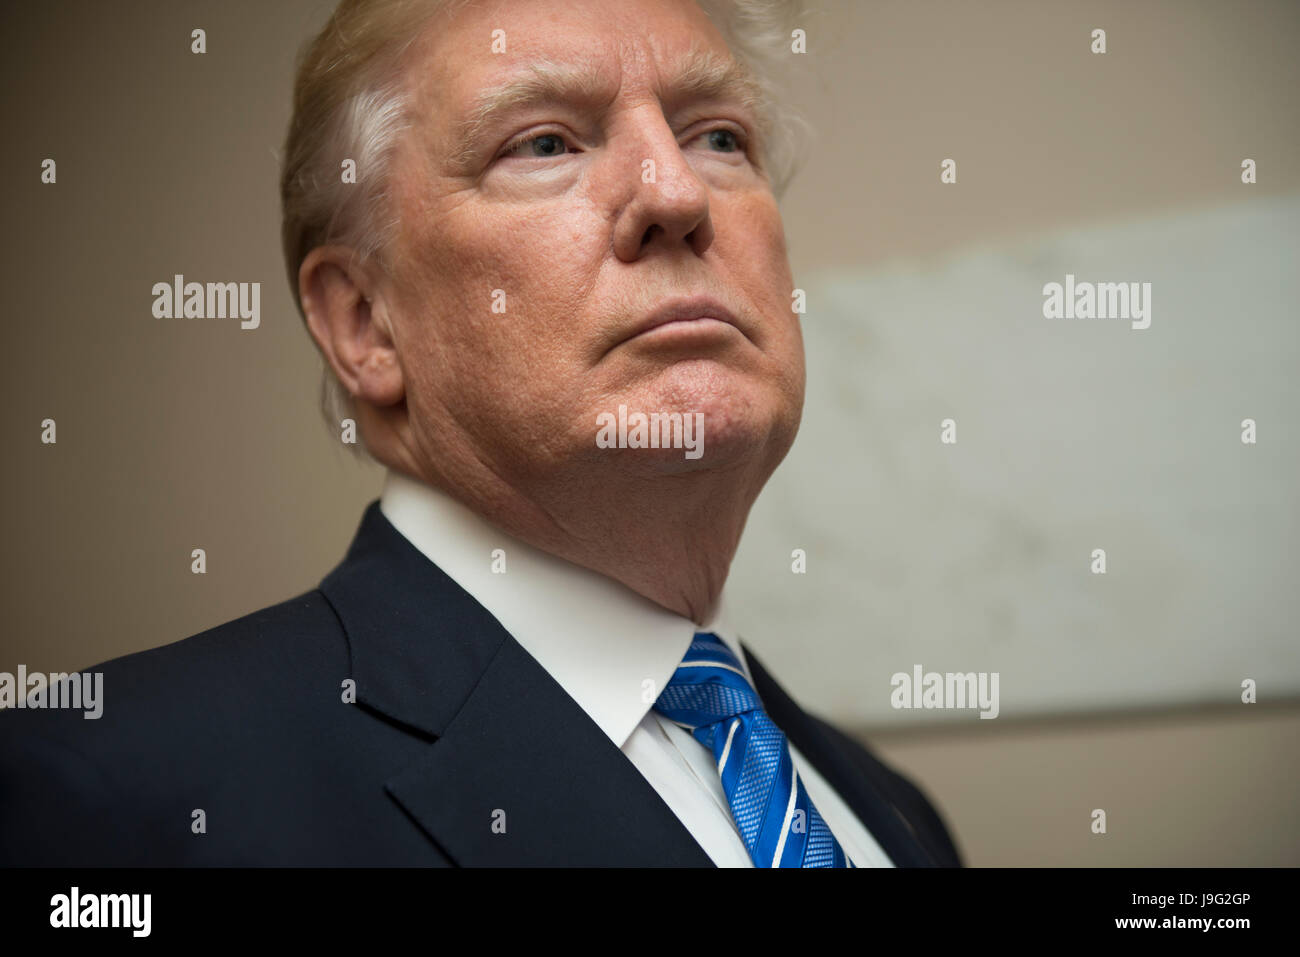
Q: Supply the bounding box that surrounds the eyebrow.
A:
[448,46,766,168]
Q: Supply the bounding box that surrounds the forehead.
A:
[405,0,755,127]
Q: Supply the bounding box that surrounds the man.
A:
[0,0,961,867]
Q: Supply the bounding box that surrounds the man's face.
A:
[379,0,805,490]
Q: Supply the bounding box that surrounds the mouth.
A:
[618,296,744,349]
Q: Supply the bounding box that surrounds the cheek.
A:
[398,211,554,340]
[436,199,598,319]
[390,207,602,426]
[720,194,792,290]
[718,197,800,354]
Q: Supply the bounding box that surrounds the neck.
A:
[376,425,766,625]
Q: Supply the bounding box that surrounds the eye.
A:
[500,131,573,159]
[699,127,744,153]
[497,125,749,162]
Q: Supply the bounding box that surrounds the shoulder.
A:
[0,590,354,864]
[2,588,347,743]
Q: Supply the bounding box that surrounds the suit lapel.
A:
[386,636,714,866]
[320,500,714,867]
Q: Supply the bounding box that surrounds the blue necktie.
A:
[652,631,854,867]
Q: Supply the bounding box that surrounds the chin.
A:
[588,360,801,475]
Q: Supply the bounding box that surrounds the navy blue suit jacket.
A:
[0,501,962,866]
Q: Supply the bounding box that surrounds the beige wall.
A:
[778,0,1300,273]
[2,1,1295,865]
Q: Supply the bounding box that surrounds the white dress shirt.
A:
[379,469,894,867]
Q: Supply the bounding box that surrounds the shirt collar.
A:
[378,468,751,748]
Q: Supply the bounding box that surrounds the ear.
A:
[298,246,404,407]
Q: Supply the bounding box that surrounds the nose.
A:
[610,108,715,262]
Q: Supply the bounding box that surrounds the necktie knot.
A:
[653,631,762,730]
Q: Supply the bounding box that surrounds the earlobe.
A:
[298,246,405,407]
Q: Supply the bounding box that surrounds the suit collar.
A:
[320,500,714,865]
[376,468,700,750]
[320,499,938,867]
[320,499,501,738]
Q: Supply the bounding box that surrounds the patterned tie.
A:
[652,631,854,867]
